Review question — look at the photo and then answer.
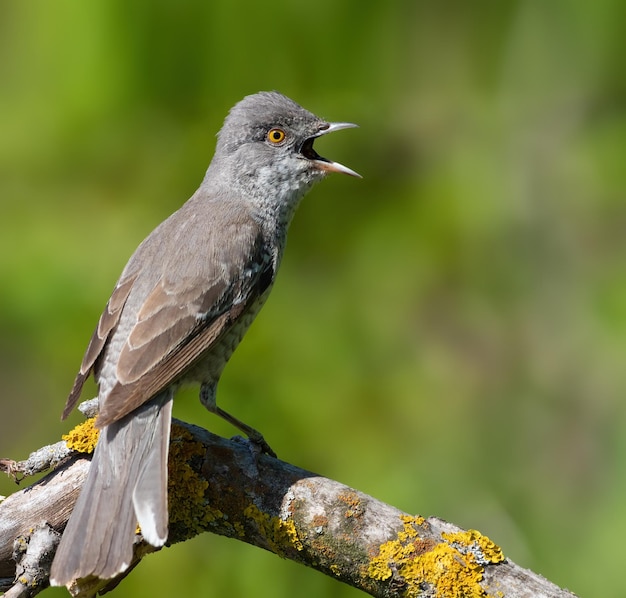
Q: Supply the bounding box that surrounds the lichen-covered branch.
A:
[0,420,578,598]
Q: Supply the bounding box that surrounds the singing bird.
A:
[50,91,359,586]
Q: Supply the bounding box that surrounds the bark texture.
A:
[0,420,578,598]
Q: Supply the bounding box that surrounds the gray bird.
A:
[49,91,359,587]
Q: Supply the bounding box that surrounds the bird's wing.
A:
[63,209,274,427]
[95,301,248,428]
[62,275,138,419]
[95,225,273,428]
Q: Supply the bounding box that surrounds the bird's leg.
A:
[213,405,277,458]
[200,384,276,458]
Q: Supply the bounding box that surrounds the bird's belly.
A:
[181,295,267,387]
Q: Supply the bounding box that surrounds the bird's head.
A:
[210,91,359,216]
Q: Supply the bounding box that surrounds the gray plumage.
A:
[50,91,358,587]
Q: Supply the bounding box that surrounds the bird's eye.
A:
[267,128,286,144]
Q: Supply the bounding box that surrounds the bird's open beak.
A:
[301,122,361,178]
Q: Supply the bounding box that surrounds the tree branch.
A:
[1,420,578,598]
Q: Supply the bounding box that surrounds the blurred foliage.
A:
[1,0,625,596]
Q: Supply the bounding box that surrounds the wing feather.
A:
[95,229,274,427]
[61,275,137,420]
[95,302,248,427]
[63,196,276,427]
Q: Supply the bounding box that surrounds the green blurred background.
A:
[1,0,624,596]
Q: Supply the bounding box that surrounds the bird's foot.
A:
[244,431,277,459]
[208,403,277,458]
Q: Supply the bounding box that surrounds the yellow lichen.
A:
[442,530,505,565]
[367,515,504,597]
[167,425,211,535]
[62,419,99,454]
[338,490,364,518]
[233,521,246,538]
[243,503,304,554]
[398,514,424,541]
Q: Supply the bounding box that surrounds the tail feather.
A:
[50,391,173,586]
[132,398,171,545]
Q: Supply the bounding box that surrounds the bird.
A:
[49,91,359,587]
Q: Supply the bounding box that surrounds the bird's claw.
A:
[247,432,277,459]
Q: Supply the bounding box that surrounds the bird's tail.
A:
[50,390,173,587]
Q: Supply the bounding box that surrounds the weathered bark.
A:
[0,420,578,598]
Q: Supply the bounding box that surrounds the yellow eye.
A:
[267,128,286,144]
